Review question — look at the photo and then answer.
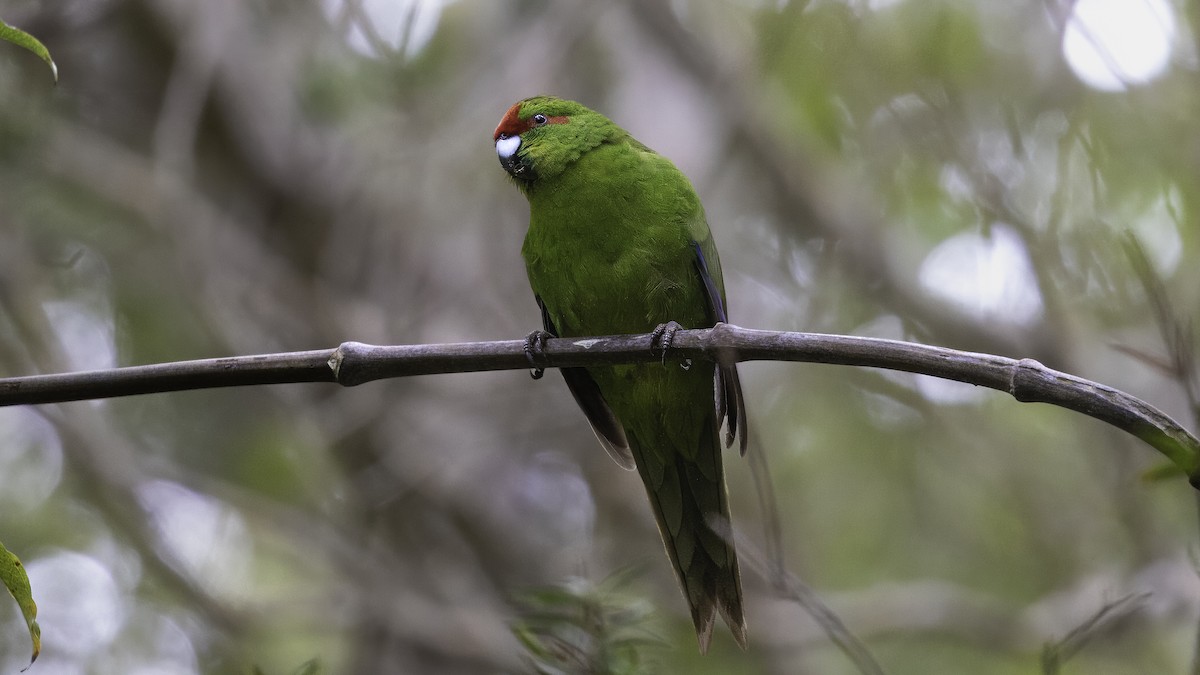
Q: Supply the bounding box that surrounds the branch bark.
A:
[1,325,1197,486]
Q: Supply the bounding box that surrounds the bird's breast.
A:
[521,144,708,336]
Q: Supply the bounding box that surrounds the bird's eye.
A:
[533,114,548,125]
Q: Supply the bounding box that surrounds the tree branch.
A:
[1,325,1197,486]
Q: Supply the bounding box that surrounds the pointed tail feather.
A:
[627,419,746,653]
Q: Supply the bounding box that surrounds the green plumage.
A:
[494,95,747,653]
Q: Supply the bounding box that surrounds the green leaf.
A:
[511,571,665,675]
[0,17,57,83]
[0,540,39,668]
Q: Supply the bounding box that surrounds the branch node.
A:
[1009,357,1047,401]
[331,341,372,386]
[710,322,741,366]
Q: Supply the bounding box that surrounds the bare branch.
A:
[1,325,1197,485]
[0,349,338,404]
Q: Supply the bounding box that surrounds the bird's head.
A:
[493,96,614,186]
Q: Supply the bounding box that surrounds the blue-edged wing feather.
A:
[691,241,748,455]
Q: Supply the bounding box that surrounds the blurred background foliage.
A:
[0,0,1198,672]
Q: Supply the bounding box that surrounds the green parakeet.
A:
[494,95,748,653]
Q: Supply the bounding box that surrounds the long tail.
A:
[628,415,746,653]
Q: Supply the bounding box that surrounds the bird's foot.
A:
[649,321,688,367]
[524,329,553,380]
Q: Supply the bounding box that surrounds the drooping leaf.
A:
[0,17,57,82]
[0,540,39,668]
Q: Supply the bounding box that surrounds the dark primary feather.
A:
[691,241,748,455]
[537,296,635,470]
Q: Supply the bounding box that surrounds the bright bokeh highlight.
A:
[1063,0,1175,91]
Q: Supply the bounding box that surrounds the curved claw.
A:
[524,329,553,379]
[649,321,685,365]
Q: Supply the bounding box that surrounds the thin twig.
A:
[1040,592,1149,675]
[714,517,887,675]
